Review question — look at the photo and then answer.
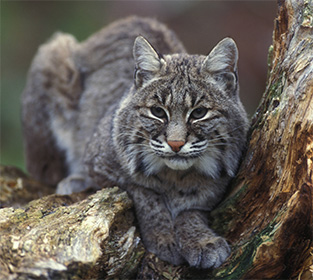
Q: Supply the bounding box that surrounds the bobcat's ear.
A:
[202,38,239,94]
[133,36,164,87]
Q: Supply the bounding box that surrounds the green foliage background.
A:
[1,1,276,173]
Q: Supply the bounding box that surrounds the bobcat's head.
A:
[114,36,248,180]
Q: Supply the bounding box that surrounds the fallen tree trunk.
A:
[0,171,145,279]
[0,0,312,279]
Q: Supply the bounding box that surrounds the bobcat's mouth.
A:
[163,156,195,170]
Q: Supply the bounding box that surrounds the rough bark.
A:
[1,0,312,279]
[210,0,313,278]
[0,167,145,279]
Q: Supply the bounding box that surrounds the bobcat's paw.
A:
[179,236,231,269]
[56,175,95,195]
[145,233,184,266]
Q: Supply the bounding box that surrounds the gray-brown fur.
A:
[22,16,249,268]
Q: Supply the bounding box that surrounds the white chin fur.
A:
[163,158,194,170]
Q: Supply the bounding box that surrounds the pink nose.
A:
[167,141,185,152]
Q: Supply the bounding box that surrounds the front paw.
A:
[56,175,95,194]
[179,236,231,269]
[143,233,184,266]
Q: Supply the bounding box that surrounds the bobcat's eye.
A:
[190,107,208,120]
[151,106,167,119]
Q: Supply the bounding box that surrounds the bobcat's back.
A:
[22,16,185,185]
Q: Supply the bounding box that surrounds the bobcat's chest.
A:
[151,169,228,218]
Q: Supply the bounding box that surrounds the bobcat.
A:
[22,16,249,269]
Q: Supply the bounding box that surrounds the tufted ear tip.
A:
[133,36,162,72]
[202,38,239,96]
[202,37,238,74]
[133,36,164,87]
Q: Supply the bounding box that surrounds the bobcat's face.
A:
[114,36,248,180]
[134,72,238,179]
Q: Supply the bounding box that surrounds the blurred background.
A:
[1,0,277,172]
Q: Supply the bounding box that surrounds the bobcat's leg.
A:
[22,33,82,188]
[129,187,184,265]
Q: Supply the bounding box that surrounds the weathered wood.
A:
[0,172,145,279]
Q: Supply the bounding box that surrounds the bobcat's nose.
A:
[167,141,185,152]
